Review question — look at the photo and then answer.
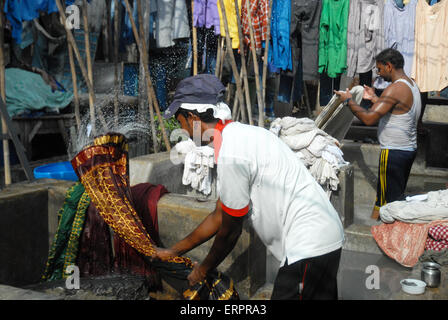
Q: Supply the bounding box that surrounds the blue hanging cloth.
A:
[4,0,80,44]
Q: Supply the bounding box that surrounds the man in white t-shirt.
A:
[156,74,345,300]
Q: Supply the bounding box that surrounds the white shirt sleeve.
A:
[217,156,251,217]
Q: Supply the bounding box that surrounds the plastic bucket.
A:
[33,161,78,181]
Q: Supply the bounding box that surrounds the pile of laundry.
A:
[173,138,215,196]
[270,117,349,193]
[371,189,448,267]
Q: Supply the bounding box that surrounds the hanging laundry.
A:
[173,138,215,196]
[268,0,292,71]
[318,0,350,78]
[217,0,241,49]
[379,0,417,83]
[240,0,268,50]
[411,0,448,92]
[193,0,221,35]
[346,0,385,79]
[4,0,77,44]
[153,0,190,48]
[290,0,322,80]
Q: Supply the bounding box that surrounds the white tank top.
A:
[377,78,421,151]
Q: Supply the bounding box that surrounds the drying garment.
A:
[241,0,269,50]
[5,68,73,117]
[371,220,448,267]
[346,0,385,78]
[217,0,242,49]
[425,225,448,252]
[379,189,448,224]
[173,139,215,196]
[154,0,190,48]
[411,0,448,92]
[71,133,239,300]
[315,85,364,142]
[268,0,292,71]
[290,0,322,80]
[3,0,76,44]
[193,0,221,34]
[383,0,417,78]
[269,117,348,192]
[318,0,350,78]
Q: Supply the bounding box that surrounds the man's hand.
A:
[152,247,178,261]
[334,88,352,102]
[187,262,207,286]
[362,85,378,102]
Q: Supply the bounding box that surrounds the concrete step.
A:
[343,224,383,255]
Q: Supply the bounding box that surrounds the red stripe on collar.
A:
[213,120,233,163]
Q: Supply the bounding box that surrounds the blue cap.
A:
[163,74,226,119]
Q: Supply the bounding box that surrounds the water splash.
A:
[69,95,152,157]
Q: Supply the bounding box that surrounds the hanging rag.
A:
[174,138,215,196]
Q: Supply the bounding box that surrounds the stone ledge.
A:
[343,224,382,255]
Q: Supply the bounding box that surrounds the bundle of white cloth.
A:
[173,138,215,195]
[380,189,448,224]
[270,117,349,192]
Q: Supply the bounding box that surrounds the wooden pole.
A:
[192,0,198,75]
[218,37,225,79]
[113,0,120,126]
[136,0,159,152]
[55,0,108,135]
[261,0,272,110]
[124,0,171,152]
[234,0,253,125]
[82,0,98,134]
[68,42,81,130]
[245,0,264,127]
[215,36,222,77]
[218,0,247,123]
[0,0,11,185]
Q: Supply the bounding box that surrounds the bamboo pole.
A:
[218,0,247,123]
[113,0,120,126]
[234,0,253,125]
[261,0,272,109]
[124,0,171,152]
[215,36,222,77]
[0,0,11,185]
[82,0,97,134]
[192,0,198,75]
[218,37,225,79]
[55,0,108,135]
[68,42,81,130]
[136,0,159,152]
[245,0,264,127]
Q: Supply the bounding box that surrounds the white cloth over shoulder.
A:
[174,139,215,195]
[269,117,348,193]
[380,189,448,224]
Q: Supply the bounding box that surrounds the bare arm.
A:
[187,207,244,285]
[335,85,399,126]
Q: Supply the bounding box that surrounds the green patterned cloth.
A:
[42,182,91,281]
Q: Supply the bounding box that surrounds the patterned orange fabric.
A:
[371,220,448,267]
[71,133,239,300]
[241,0,269,50]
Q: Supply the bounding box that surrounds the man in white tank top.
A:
[335,48,422,220]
